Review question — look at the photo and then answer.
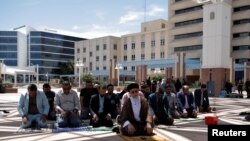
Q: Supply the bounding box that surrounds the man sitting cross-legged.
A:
[54,81,81,127]
[89,85,113,127]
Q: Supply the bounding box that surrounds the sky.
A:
[0,0,168,38]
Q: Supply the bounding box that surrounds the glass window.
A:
[141,54,145,60]
[132,43,135,49]
[30,45,74,55]
[160,39,165,46]
[234,5,250,12]
[83,48,86,52]
[124,56,127,61]
[0,45,17,51]
[0,37,17,43]
[0,52,17,58]
[131,66,135,71]
[96,45,99,51]
[174,45,202,52]
[90,52,92,57]
[175,5,202,15]
[103,44,107,50]
[141,42,145,48]
[124,44,127,50]
[96,56,99,61]
[175,18,203,27]
[103,55,106,61]
[151,53,155,59]
[0,31,17,36]
[30,37,75,48]
[30,52,73,60]
[174,32,203,40]
[233,19,250,25]
[151,40,155,47]
[114,44,117,50]
[132,55,135,60]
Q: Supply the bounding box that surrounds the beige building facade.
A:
[75,36,121,83]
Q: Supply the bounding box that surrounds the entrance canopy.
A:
[185,58,201,70]
[1,64,36,75]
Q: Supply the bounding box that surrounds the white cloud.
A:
[72,25,81,30]
[147,5,165,16]
[119,11,143,24]
[119,4,165,24]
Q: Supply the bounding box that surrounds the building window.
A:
[141,42,145,48]
[103,55,106,61]
[151,40,155,47]
[160,39,165,46]
[89,62,92,71]
[90,52,92,57]
[103,66,106,70]
[175,18,203,27]
[141,54,145,60]
[174,45,202,52]
[96,67,99,70]
[113,55,117,60]
[162,24,165,29]
[160,68,164,71]
[124,44,127,50]
[234,5,250,12]
[174,32,203,40]
[233,19,250,25]
[175,5,202,15]
[96,45,99,51]
[132,43,135,49]
[233,32,250,38]
[77,48,80,53]
[233,45,250,51]
[83,48,86,53]
[131,66,135,71]
[114,44,117,50]
[132,55,135,60]
[96,56,99,61]
[124,56,127,61]
[151,68,155,71]
[151,53,155,59]
[160,52,165,58]
[124,66,127,70]
[103,44,107,50]
[83,58,86,63]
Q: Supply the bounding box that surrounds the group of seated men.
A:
[17,80,211,136]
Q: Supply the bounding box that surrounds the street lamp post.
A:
[36,64,39,85]
[46,72,48,83]
[115,63,122,88]
[76,61,84,88]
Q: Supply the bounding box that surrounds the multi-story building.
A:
[168,0,203,80]
[0,25,86,83]
[75,36,121,83]
[168,0,250,95]
[75,20,169,84]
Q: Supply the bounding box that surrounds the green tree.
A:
[82,73,94,82]
[59,61,74,75]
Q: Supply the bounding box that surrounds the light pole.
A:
[46,72,48,83]
[36,64,39,85]
[75,61,84,88]
[115,63,122,87]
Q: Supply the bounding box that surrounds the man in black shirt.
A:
[43,83,56,120]
[80,81,98,119]
[106,84,120,119]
